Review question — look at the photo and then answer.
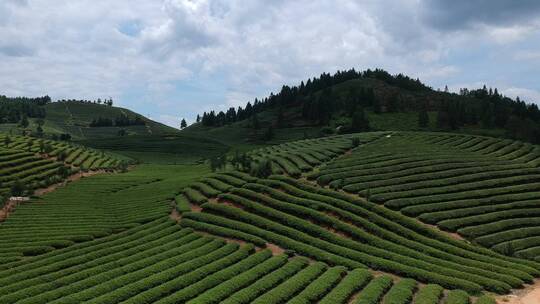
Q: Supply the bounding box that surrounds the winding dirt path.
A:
[0,170,107,222]
[497,279,540,304]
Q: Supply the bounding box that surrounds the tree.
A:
[209,156,225,172]
[196,114,200,123]
[36,125,44,137]
[351,108,369,132]
[10,180,25,196]
[253,159,272,178]
[19,116,29,128]
[118,161,129,173]
[59,133,71,141]
[180,118,187,129]
[276,106,284,127]
[418,106,429,128]
[262,126,274,141]
[117,129,127,136]
[373,97,382,114]
[436,110,449,129]
[58,166,70,178]
[251,114,260,130]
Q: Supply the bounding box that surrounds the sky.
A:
[1,0,540,128]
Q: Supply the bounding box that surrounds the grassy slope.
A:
[0,101,177,140]
[43,101,176,139]
[79,134,230,164]
[0,163,210,262]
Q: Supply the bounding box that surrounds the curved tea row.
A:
[312,132,540,261]
[177,171,538,295]
[0,218,495,304]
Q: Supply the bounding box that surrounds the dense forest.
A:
[198,68,540,144]
[0,95,49,123]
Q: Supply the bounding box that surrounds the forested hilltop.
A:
[195,69,540,144]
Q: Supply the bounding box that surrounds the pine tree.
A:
[180,118,187,129]
[262,126,274,141]
[351,108,369,132]
[19,116,29,128]
[418,106,429,128]
[251,114,260,130]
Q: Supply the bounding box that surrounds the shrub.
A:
[382,278,416,304]
[444,290,470,304]
[353,275,393,304]
[319,269,372,304]
[413,284,444,304]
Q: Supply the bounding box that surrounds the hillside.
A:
[4,131,540,302]
[4,71,540,303]
[186,69,539,145]
[0,100,177,140]
[0,133,129,205]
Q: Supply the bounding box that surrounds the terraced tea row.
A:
[311,132,540,261]
[0,170,178,263]
[243,132,385,177]
[177,171,539,294]
[0,218,496,304]
[0,146,72,203]
[0,133,128,170]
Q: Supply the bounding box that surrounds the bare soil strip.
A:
[497,279,540,304]
[0,170,107,222]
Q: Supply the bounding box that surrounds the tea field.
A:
[2,131,539,303]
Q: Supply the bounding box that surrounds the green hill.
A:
[0,100,177,140]
[42,101,176,139]
[187,69,538,145]
[4,69,540,303]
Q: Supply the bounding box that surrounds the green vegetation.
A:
[177,170,538,294]
[0,92,535,304]
[0,163,209,262]
[313,131,540,261]
[0,132,129,206]
[80,134,228,164]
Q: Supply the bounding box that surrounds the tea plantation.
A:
[2,131,537,303]
[312,132,540,261]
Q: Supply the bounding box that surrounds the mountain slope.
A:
[43,101,176,139]
[187,69,539,145]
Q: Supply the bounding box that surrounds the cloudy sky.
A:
[1,0,540,127]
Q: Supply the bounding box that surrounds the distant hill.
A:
[0,100,177,140]
[188,68,540,145]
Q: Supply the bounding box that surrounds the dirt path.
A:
[0,198,28,222]
[423,222,465,241]
[0,170,107,222]
[498,279,540,304]
[64,102,84,138]
[265,243,286,255]
[34,170,106,196]
[169,201,182,223]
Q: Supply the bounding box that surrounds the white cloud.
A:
[514,50,540,61]
[0,0,539,127]
[501,87,540,105]
[484,24,537,44]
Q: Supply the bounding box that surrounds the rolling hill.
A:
[0,100,177,140]
[185,69,539,146]
[3,69,540,303]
